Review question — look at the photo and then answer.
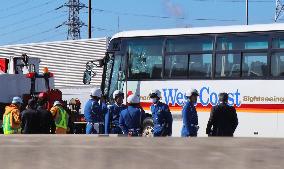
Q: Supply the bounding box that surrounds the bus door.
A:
[102,52,126,102]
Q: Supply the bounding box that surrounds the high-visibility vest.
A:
[3,112,20,134]
[54,106,69,129]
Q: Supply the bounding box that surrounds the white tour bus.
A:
[86,23,284,137]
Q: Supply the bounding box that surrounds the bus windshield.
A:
[126,38,163,79]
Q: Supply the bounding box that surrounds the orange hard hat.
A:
[43,67,49,74]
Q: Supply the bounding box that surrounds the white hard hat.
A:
[113,90,124,99]
[185,89,199,97]
[149,89,162,98]
[53,101,61,106]
[127,94,140,104]
[90,88,102,97]
[12,96,23,104]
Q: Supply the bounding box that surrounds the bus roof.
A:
[112,23,284,40]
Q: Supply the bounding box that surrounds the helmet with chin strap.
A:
[149,89,161,98]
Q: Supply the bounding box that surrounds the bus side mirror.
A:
[83,58,104,85]
[83,70,92,84]
[97,59,104,67]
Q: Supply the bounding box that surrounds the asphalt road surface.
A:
[0,135,283,169]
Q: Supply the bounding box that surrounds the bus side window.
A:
[280,61,284,76]
[164,55,188,79]
[189,54,212,78]
[205,63,212,77]
[189,62,202,77]
[242,53,268,77]
[242,63,249,76]
[215,54,241,78]
[271,52,284,77]
[229,64,240,76]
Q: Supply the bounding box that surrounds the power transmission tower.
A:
[275,0,284,22]
[56,0,87,40]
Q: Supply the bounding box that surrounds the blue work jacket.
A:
[119,105,145,135]
[150,102,173,136]
[84,99,106,123]
[105,103,127,134]
[181,101,198,137]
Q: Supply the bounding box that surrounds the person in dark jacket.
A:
[37,98,56,134]
[21,99,40,134]
[206,92,239,137]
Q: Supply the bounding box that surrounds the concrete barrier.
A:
[0,135,283,169]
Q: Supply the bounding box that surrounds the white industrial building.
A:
[0,38,108,87]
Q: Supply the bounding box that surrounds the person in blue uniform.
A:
[181,89,199,137]
[149,89,173,137]
[105,90,127,134]
[84,88,106,134]
[119,94,145,136]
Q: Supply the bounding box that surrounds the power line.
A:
[91,8,240,22]
[7,27,58,44]
[35,29,66,43]
[194,18,238,21]
[80,26,114,37]
[0,0,34,12]
[0,14,66,37]
[0,9,60,30]
[90,26,115,32]
[192,0,273,2]
[0,0,56,20]
[92,8,185,20]
[275,0,284,22]
[92,8,238,22]
[16,25,114,44]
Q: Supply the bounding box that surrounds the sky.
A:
[0,0,279,46]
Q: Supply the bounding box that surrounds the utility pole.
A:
[56,0,87,40]
[246,0,248,25]
[117,16,120,32]
[275,0,284,22]
[88,0,92,39]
